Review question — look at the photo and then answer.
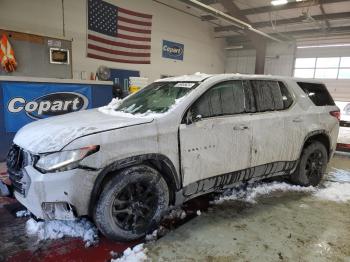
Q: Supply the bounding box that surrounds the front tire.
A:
[291,141,328,186]
[94,165,169,241]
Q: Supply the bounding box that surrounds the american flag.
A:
[87,0,152,64]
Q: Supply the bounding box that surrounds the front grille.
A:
[6,145,32,196]
[8,171,26,195]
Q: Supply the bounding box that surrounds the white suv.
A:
[7,74,339,241]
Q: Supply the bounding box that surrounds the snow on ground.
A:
[16,209,31,217]
[214,182,316,204]
[314,182,350,202]
[145,207,187,242]
[26,218,98,247]
[214,173,350,205]
[111,244,148,262]
[145,229,159,242]
[163,206,187,220]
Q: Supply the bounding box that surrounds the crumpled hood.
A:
[14,109,153,153]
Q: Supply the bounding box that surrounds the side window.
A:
[278,81,293,109]
[297,82,335,106]
[250,80,291,112]
[192,91,211,118]
[250,80,275,112]
[192,80,245,118]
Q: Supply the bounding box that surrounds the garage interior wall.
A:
[0,0,225,82]
[296,37,350,102]
[225,38,350,101]
[225,42,296,76]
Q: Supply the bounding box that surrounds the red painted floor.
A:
[0,193,209,262]
[0,197,134,262]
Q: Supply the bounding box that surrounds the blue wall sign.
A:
[162,40,184,61]
[3,83,92,132]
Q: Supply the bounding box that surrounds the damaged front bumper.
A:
[13,165,99,220]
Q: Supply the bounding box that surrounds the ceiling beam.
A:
[226,25,350,43]
[241,0,348,15]
[319,4,331,30]
[198,0,217,4]
[177,0,283,42]
[218,0,250,23]
[200,14,217,21]
[215,11,350,32]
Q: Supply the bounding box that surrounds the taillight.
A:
[330,110,340,121]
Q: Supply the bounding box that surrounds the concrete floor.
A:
[146,154,350,262]
[0,153,349,261]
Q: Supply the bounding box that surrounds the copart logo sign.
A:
[8,92,89,120]
[162,40,184,61]
[3,83,92,132]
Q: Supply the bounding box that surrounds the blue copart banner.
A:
[162,40,184,61]
[3,83,92,132]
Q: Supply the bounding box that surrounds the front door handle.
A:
[233,125,249,131]
[292,118,303,123]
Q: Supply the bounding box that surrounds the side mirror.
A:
[195,114,202,122]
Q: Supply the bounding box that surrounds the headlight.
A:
[35,145,99,173]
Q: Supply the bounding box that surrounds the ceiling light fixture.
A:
[271,0,288,6]
[225,45,244,50]
[297,43,350,48]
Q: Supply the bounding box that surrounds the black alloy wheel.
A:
[111,180,159,234]
[94,165,169,241]
[291,141,328,187]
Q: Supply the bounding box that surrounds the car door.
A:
[179,80,254,186]
[249,80,292,167]
[277,81,303,161]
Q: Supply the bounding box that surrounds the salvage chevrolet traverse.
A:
[7,73,340,241]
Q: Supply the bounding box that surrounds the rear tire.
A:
[94,165,169,241]
[291,141,328,187]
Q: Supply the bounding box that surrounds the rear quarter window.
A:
[297,82,335,106]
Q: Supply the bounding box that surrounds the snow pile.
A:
[111,244,148,262]
[99,96,187,118]
[145,207,187,242]
[104,98,123,110]
[214,182,316,204]
[328,168,350,183]
[145,229,158,242]
[16,210,31,217]
[26,218,98,247]
[164,206,187,220]
[98,98,134,117]
[314,182,350,202]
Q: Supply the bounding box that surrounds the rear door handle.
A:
[292,118,303,123]
[233,125,249,131]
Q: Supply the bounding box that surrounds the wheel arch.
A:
[301,130,332,159]
[88,154,180,217]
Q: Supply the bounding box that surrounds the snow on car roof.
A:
[155,72,213,82]
[155,73,326,84]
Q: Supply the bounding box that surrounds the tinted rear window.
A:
[297,82,335,106]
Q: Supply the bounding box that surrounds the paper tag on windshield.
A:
[174,83,196,88]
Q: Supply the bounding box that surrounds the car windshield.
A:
[115,82,199,114]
